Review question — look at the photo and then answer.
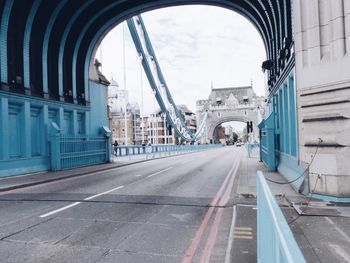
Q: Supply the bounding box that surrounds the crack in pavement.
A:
[0,218,53,241]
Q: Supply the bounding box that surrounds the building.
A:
[177,104,197,134]
[108,80,142,145]
[109,103,142,146]
[196,85,264,144]
[144,112,175,145]
[143,105,197,145]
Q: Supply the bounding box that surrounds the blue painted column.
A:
[283,85,290,154]
[42,104,49,156]
[278,89,284,153]
[73,110,78,135]
[23,101,31,158]
[85,112,90,135]
[0,97,9,160]
[50,122,61,171]
[58,107,64,130]
[289,75,297,157]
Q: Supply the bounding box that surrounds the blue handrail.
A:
[257,171,306,263]
[113,144,223,157]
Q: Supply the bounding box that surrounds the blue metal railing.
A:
[246,142,260,157]
[59,135,108,170]
[51,134,109,171]
[258,113,276,171]
[113,144,223,157]
[257,171,306,263]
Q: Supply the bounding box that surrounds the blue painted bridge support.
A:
[0,0,292,177]
[258,71,305,192]
[0,79,110,177]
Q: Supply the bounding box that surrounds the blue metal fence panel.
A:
[113,144,223,157]
[59,135,108,170]
[258,113,276,171]
[257,171,306,263]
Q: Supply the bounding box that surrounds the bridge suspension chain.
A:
[127,15,207,142]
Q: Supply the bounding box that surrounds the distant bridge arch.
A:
[196,86,263,143]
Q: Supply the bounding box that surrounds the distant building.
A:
[108,79,141,145]
[144,112,175,145]
[177,104,197,134]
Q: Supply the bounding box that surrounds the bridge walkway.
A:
[233,150,350,263]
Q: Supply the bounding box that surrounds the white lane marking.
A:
[135,174,142,177]
[328,244,350,263]
[146,167,173,178]
[39,185,124,218]
[39,202,81,218]
[325,217,350,243]
[225,205,237,263]
[84,185,124,201]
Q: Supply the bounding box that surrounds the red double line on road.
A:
[182,150,243,263]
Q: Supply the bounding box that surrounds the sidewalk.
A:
[235,151,350,263]
[0,150,190,192]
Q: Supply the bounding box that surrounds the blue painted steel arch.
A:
[80,0,276,101]
[0,0,14,84]
[41,0,68,96]
[58,0,95,99]
[1,0,289,104]
[23,0,42,90]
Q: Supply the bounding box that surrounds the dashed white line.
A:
[83,185,124,201]
[146,167,173,178]
[39,202,81,218]
[225,205,237,263]
[325,217,350,243]
[39,185,124,218]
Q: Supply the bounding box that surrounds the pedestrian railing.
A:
[246,142,260,157]
[58,136,108,170]
[113,144,223,157]
[257,171,306,263]
[258,113,276,171]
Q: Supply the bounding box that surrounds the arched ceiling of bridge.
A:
[0,0,291,104]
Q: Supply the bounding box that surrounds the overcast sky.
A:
[97,5,266,120]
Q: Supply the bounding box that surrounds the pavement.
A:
[0,149,199,192]
[0,146,243,263]
[233,147,350,263]
[0,145,349,262]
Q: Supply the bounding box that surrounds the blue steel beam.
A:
[82,0,274,109]
[72,1,128,103]
[42,0,68,97]
[135,15,193,137]
[0,0,14,85]
[1,0,286,107]
[126,17,189,141]
[23,0,42,90]
[57,0,94,100]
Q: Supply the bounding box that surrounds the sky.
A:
[97,5,266,129]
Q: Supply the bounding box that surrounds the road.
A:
[0,146,257,263]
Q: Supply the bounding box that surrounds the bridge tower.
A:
[196,86,264,144]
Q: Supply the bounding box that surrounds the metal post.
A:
[123,22,128,146]
[163,113,166,144]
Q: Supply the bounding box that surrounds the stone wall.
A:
[294,0,350,196]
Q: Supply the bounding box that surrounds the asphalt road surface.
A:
[0,146,256,263]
